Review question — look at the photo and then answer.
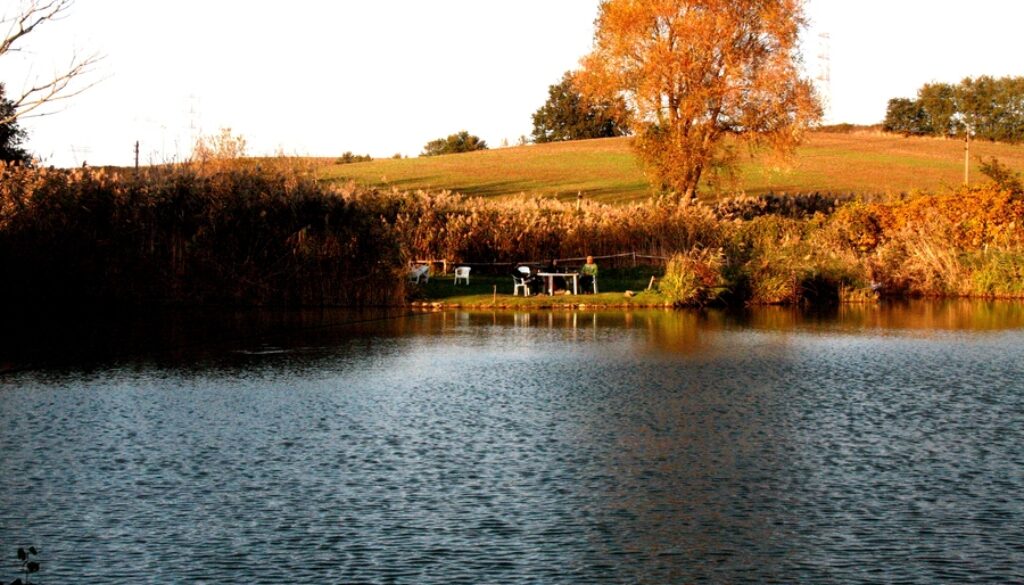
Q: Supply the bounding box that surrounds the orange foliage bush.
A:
[872,189,1024,249]
[823,188,1024,297]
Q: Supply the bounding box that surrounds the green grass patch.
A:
[411,268,667,307]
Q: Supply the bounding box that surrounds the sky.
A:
[5,0,1024,167]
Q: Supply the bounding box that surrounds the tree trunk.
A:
[682,185,696,203]
[682,163,703,204]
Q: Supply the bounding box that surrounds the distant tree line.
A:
[811,123,882,134]
[884,76,1024,143]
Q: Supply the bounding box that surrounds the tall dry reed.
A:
[4,158,1022,308]
[0,162,406,307]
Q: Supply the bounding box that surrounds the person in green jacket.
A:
[580,256,598,293]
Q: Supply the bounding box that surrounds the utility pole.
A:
[816,32,832,120]
[134,140,140,171]
[188,94,201,148]
[964,130,970,186]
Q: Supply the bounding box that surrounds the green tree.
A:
[957,76,1000,141]
[918,82,959,137]
[421,131,488,157]
[883,97,931,136]
[957,76,1024,143]
[0,83,30,164]
[531,71,629,143]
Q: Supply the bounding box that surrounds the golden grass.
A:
[311,132,1024,203]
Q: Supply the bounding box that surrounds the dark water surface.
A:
[2,302,1023,583]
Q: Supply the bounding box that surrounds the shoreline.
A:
[409,293,1024,312]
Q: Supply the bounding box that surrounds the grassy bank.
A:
[316,132,1024,203]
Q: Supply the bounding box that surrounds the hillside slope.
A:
[317,132,1024,203]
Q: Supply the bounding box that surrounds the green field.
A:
[316,132,1024,203]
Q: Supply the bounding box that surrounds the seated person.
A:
[580,256,598,293]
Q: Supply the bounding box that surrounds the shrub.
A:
[970,250,1024,297]
[192,128,247,163]
[336,152,373,165]
[421,131,488,157]
[658,248,726,306]
[978,156,1023,195]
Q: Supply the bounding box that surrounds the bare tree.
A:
[0,0,101,126]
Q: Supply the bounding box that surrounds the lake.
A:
[1,302,1023,583]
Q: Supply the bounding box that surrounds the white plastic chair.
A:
[408,264,429,284]
[512,266,531,296]
[512,275,530,296]
[454,266,471,285]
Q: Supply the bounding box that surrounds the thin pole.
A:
[135,140,140,171]
[964,131,970,186]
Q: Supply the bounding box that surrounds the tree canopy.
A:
[531,71,630,143]
[421,131,488,157]
[0,84,30,163]
[884,76,1024,143]
[578,0,820,200]
[883,98,931,136]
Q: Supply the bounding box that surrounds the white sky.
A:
[4,0,1023,167]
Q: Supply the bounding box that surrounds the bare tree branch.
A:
[1,0,70,56]
[0,0,100,126]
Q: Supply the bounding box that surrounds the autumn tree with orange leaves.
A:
[578,0,821,201]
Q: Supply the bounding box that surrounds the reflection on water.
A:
[1,301,1023,583]
[748,300,1024,333]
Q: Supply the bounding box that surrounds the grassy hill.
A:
[316,132,1024,203]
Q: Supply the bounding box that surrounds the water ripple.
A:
[1,309,1023,583]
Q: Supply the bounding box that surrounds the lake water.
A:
[1,302,1023,584]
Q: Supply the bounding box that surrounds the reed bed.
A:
[0,162,406,307]
[377,188,724,265]
[3,159,1022,308]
